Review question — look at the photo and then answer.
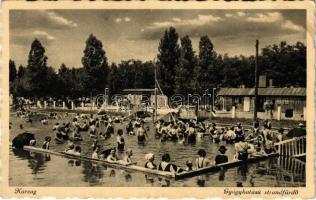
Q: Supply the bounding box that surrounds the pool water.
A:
[9,112,306,187]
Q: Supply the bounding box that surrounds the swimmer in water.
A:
[123,148,133,164]
[73,146,82,156]
[158,153,183,173]
[196,149,212,169]
[106,148,120,163]
[65,143,76,154]
[144,153,157,169]
[92,146,100,159]
[136,123,148,144]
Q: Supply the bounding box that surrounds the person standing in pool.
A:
[215,145,228,165]
[42,136,51,150]
[136,123,148,144]
[234,136,249,161]
[158,153,183,173]
[196,149,212,169]
[186,123,196,144]
[116,129,125,152]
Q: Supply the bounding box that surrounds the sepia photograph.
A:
[1,1,315,198]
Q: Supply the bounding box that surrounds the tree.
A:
[81,34,109,95]
[9,59,17,83]
[174,35,196,94]
[17,65,26,79]
[13,65,27,97]
[260,41,306,87]
[25,39,52,97]
[108,63,120,95]
[195,35,218,93]
[157,27,181,96]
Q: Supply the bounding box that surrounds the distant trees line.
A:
[9,26,306,99]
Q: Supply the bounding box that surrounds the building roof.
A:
[217,87,306,97]
[122,88,161,94]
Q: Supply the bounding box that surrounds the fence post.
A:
[231,106,236,118]
[277,106,282,121]
[53,101,56,109]
[71,101,74,110]
[37,101,42,108]
[62,101,66,109]
[44,101,47,109]
[92,102,95,111]
[81,102,84,110]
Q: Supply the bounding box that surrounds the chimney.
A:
[258,75,267,88]
[269,79,273,87]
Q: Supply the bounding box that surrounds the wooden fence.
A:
[274,136,306,158]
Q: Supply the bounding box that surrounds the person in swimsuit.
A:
[89,122,97,138]
[73,146,81,156]
[116,129,125,152]
[42,136,51,149]
[72,125,83,141]
[234,136,249,161]
[187,123,196,144]
[224,126,236,144]
[92,146,100,159]
[195,149,212,169]
[185,160,193,171]
[144,153,157,169]
[215,145,228,165]
[123,148,133,164]
[136,123,148,144]
[65,143,76,154]
[106,148,119,163]
[158,153,183,173]
[234,122,244,141]
[126,121,134,135]
[168,125,178,141]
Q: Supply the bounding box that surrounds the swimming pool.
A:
[9,112,305,187]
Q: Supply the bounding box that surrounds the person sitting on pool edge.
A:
[158,153,183,173]
[196,149,212,169]
[144,153,157,169]
[215,145,228,165]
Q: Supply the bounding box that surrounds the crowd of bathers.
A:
[11,107,306,173]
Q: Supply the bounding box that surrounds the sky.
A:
[9,9,306,70]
